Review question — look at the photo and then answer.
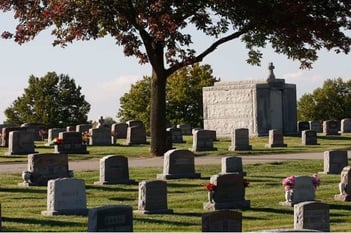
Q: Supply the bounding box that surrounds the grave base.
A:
[303,143,320,146]
[279,201,295,207]
[5,151,37,156]
[94,179,137,185]
[124,141,149,146]
[318,171,339,175]
[19,182,47,187]
[54,145,89,154]
[265,144,287,148]
[41,208,89,216]
[220,171,247,176]
[279,200,319,207]
[134,209,173,214]
[190,147,217,152]
[334,194,351,201]
[324,133,341,136]
[228,145,252,151]
[203,200,250,210]
[156,173,201,180]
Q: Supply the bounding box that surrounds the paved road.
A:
[0,151,345,174]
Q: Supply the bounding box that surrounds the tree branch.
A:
[166,26,251,76]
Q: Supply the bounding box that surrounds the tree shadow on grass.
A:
[167,182,202,189]
[86,184,138,192]
[109,196,136,201]
[0,186,46,194]
[172,212,203,218]
[2,216,84,228]
[135,216,194,226]
[318,136,351,141]
[249,207,293,215]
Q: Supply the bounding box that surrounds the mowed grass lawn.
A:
[0,134,350,231]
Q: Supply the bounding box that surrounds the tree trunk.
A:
[150,69,167,156]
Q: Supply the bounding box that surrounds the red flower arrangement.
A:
[204,183,217,191]
[53,137,63,145]
[205,179,249,190]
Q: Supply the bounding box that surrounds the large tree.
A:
[298,78,351,121]
[1,1,351,156]
[118,63,219,131]
[5,72,90,128]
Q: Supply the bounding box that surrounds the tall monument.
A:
[202,63,297,136]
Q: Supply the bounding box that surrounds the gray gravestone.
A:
[111,123,128,139]
[228,128,252,151]
[6,130,36,155]
[334,166,351,201]
[221,157,246,176]
[323,150,348,174]
[341,118,351,133]
[76,124,92,133]
[301,130,319,145]
[94,155,135,185]
[46,128,66,146]
[176,124,192,135]
[42,178,88,216]
[202,210,242,232]
[66,126,75,132]
[166,127,185,143]
[323,120,340,136]
[309,121,322,133]
[297,121,310,136]
[265,129,287,148]
[125,120,147,145]
[21,123,46,141]
[191,129,217,152]
[21,153,73,186]
[1,126,24,147]
[0,124,18,145]
[203,173,250,210]
[280,176,316,206]
[88,205,133,232]
[294,201,330,232]
[89,127,112,146]
[136,180,173,214]
[54,131,88,154]
[157,149,201,179]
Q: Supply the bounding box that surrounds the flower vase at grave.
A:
[285,190,293,202]
[208,191,215,203]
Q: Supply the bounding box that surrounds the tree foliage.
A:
[1,1,351,155]
[118,63,219,131]
[118,76,152,131]
[297,78,351,121]
[5,72,91,128]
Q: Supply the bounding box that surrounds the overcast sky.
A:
[1,12,350,124]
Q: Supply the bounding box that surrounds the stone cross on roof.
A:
[267,62,276,81]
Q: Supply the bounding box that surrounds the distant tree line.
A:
[6,69,349,131]
[297,78,351,122]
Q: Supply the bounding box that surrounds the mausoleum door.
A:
[270,89,283,131]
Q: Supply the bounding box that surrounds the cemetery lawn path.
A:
[0,151,337,174]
